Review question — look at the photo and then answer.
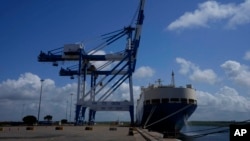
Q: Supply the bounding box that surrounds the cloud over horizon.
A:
[167,0,250,30]
[0,73,78,121]
[221,60,250,87]
[176,57,218,84]
[1,65,250,122]
[175,56,250,120]
[0,70,145,121]
[2,58,250,122]
[192,86,250,120]
[133,66,155,79]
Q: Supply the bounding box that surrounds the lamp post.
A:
[21,103,25,121]
[66,100,68,120]
[69,93,74,123]
[37,79,44,124]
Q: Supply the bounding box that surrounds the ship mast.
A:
[171,71,175,87]
[156,79,162,86]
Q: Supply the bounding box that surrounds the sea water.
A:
[179,125,229,141]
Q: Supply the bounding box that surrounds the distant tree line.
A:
[21,115,69,126]
[22,115,53,125]
[0,115,69,126]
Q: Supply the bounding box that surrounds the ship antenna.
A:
[171,71,175,87]
[156,79,162,86]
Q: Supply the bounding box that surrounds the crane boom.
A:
[37,0,146,125]
[131,0,145,72]
[134,0,145,48]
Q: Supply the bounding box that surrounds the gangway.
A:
[37,0,145,125]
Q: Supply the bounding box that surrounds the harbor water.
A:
[179,125,229,141]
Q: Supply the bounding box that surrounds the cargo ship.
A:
[136,72,197,137]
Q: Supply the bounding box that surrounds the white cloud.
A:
[167,0,250,30]
[190,69,217,84]
[134,66,155,79]
[221,60,250,86]
[243,51,250,60]
[2,72,250,121]
[0,73,77,121]
[228,0,250,28]
[216,86,250,112]
[175,57,194,75]
[114,82,141,101]
[0,73,44,100]
[0,72,144,121]
[176,57,218,84]
[191,86,250,120]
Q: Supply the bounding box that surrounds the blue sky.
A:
[1,0,250,122]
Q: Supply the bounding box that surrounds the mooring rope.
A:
[143,106,157,128]
[145,104,192,128]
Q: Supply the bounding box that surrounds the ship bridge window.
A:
[144,100,150,105]
[181,98,187,103]
[170,98,179,103]
[162,98,169,103]
[151,99,160,104]
[189,99,197,104]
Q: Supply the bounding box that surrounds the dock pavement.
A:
[0,125,180,141]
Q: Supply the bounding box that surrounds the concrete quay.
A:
[135,128,181,141]
[0,125,180,141]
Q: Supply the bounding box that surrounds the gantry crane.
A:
[38,0,145,125]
